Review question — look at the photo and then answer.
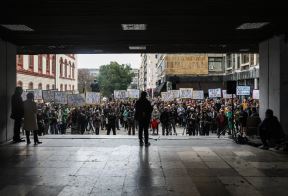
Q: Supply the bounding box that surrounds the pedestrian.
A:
[23,93,42,145]
[259,109,285,150]
[10,87,25,143]
[135,91,153,146]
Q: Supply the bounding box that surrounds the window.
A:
[72,85,74,91]
[17,81,23,87]
[17,55,23,69]
[38,55,43,73]
[46,84,50,90]
[28,82,33,89]
[208,57,223,72]
[241,54,249,64]
[60,84,63,91]
[72,63,75,79]
[64,84,67,91]
[69,85,71,90]
[52,84,56,90]
[64,60,68,78]
[52,55,56,75]
[29,55,34,71]
[38,83,42,90]
[46,54,50,74]
[60,58,63,77]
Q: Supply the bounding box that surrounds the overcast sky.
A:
[77,54,141,69]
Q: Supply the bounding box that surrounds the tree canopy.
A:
[98,61,134,97]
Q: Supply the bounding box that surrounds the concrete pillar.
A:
[259,35,288,134]
[0,38,16,143]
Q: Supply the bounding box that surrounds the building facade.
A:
[139,53,259,96]
[139,54,158,91]
[16,54,77,92]
[128,69,139,89]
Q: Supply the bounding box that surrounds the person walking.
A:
[23,93,42,145]
[10,87,25,143]
[135,91,153,146]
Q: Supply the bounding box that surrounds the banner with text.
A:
[68,94,85,106]
[54,91,68,104]
[85,92,101,104]
[27,89,42,100]
[236,86,251,96]
[127,89,140,99]
[42,90,55,102]
[179,88,193,98]
[252,90,259,99]
[169,90,180,99]
[222,90,236,99]
[114,90,127,99]
[208,88,221,98]
[192,90,204,100]
[161,92,173,101]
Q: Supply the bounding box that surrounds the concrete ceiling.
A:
[0,0,287,54]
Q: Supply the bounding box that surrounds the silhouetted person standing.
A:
[135,91,153,146]
[11,87,24,143]
[23,93,41,145]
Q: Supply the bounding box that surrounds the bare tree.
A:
[78,69,95,93]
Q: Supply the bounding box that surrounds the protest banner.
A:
[236,86,251,96]
[192,90,204,100]
[252,90,259,99]
[42,90,55,102]
[54,91,68,104]
[85,92,101,104]
[114,90,127,99]
[68,94,85,106]
[161,92,169,101]
[169,90,180,99]
[27,89,42,100]
[208,88,221,98]
[127,89,140,99]
[179,88,193,98]
[222,90,236,99]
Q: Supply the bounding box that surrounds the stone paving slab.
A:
[0,136,288,196]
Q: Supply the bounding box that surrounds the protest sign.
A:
[127,89,140,99]
[27,89,42,100]
[114,90,127,99]
[222,90,236,99]
[179,88,193,98]
[68,94,86,106]
[85,92,101,104]
[192,90,204,100]
[54,91,68,104]
[236,86,250,96]
[169,90,180,99]
[208,88,221,98]
[42,90,55,102]
[252,89,259,99]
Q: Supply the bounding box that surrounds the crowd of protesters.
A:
[11,87,286,149]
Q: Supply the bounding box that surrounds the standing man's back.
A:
[135,91,153,146]
[11,87,24,143]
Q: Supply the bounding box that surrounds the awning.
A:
[154,82,166,95]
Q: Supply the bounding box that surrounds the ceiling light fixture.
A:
[236,22,269,30]
[1,24,34,31]
[129,45,146,50]
[239,48,250,52]
[122,24,147,30]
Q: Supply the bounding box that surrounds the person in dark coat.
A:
[10,87,25,143]
[259,109,286,149]
[135,91,153,146]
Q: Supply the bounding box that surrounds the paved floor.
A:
[0,136,288,196]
